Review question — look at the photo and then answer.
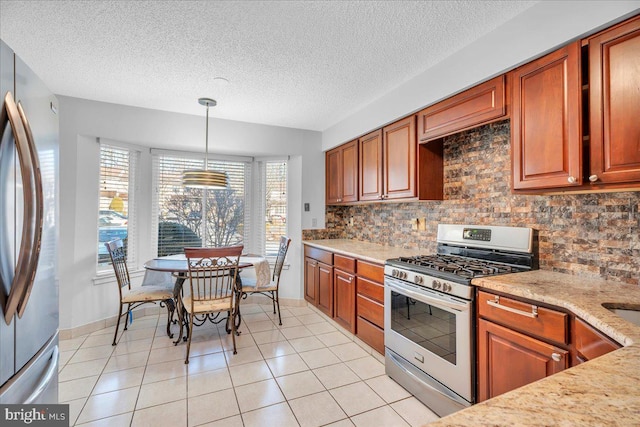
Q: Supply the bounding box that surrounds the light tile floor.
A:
[59,302,440,427]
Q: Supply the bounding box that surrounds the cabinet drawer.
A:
[357,276,384,303]
[304,245,333,265]
[574,318,620,362]
[357,295,384,328]
[357,316,384,354]
[356,260,384,282]
[334,254,356,273]
[478,291,568,344]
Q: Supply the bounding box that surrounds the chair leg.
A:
[274,291,282,326]
[112,303,123,346]
[123,303,132,331]
[272,293,276,314]
[231,307,237,355]
[185,313,194,364]
[164,299,175,339]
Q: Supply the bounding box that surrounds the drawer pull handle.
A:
[487,296,538,318]
[552,353,562,362]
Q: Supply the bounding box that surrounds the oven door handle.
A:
[386,280,469,312]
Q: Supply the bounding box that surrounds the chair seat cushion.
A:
[122,286,173,303]
[182,295,233,314]
[241,277,276,292]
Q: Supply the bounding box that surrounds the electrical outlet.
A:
[418,218,427,231]
[349,216,354,227]
[312,218,317,227]
[410,218,418,230]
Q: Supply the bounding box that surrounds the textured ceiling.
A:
[0,0,537,131]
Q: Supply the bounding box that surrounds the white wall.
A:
[322,1,640,150]
[58,96,323,330]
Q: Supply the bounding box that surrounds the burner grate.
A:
[395,254,522,279]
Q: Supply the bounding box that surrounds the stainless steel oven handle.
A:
[386,279,469,312]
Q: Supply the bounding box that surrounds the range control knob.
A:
[400,271,407,280]
[414,275,423,285]
[391,269,399,278]
[442,283,452,292]
[432,280,441,290]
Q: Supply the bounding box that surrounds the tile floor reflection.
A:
[59,302,440,426]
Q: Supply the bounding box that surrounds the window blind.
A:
[153,154,249,256]
[98,143,139,270]
[264,161,287,256]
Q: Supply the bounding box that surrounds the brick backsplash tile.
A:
[304,120,640,286]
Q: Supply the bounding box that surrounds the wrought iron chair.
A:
[105,238,175,346]
[240,237,291,325]
[180,245,244,364]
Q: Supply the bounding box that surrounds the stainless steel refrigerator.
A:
[0,39,59,404]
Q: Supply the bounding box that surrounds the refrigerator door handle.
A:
[23,345,58,404]
[16,101,43,318]
[1,91,37,325]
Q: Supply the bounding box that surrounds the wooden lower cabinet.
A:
[573,317,621,364]
[304,247,334,318]
[355,261,385,354]
[334,269,356,333]
[477,318,568,402]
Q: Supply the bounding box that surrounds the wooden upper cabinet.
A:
[511,41,582,190]
[359,117,417,201]
[383,116,417,200]
[359,129,384,201]
[418,75,507,142]
[326,139,358,204]
[588,15,640,185]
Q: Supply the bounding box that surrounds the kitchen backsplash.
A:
[303,120,640,286]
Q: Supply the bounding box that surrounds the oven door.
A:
[384,276,473,403]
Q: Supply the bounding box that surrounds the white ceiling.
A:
[0,0,538,131]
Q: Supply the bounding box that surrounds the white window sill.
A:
[93,268,145,286]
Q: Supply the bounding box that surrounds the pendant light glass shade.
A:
[182,98,229,189]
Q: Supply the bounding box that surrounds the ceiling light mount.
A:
[182,98,228,189]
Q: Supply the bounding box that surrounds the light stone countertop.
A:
[303,239,423,265]
[429,270,640,427]
[301,241,640,425]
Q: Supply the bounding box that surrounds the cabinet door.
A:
[511,41,582,190]
[573,318,620,364]
[418,75,506,142]
[341,140,359,202]
[304,257,318,304]
[477,319,568,402]
[359,130,383,201]
[589,16,640,184]
[317,262,334,317]
[383,116,416,200]
[325,147,342,204]
[334,269,356,333]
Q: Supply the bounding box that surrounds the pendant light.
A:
[182,98,228,189]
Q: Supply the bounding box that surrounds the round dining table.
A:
[144,254,266,344]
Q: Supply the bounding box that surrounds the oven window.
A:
[390,290,457,365]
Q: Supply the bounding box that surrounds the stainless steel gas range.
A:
[384,224,535,417]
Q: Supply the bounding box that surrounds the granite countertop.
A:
[429,270,640,427]
[303,239,423,264]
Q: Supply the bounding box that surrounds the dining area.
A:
[104,236,292,364]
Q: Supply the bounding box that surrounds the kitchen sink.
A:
[603,304,640,327]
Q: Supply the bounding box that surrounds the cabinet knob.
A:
[378,195,383,200]
[588,174,598,183]
[567,176,577,184]
[551,353,562,362]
